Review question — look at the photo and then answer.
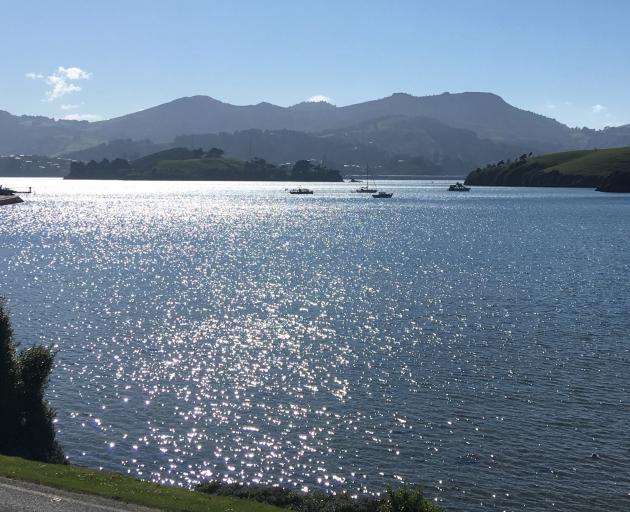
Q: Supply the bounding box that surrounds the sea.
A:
[1,178,628,511]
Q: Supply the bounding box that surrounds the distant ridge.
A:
[88,91,574,145]
[2,92,630,174]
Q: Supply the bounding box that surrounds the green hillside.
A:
[541,147,630,175]
[465,147,630,190]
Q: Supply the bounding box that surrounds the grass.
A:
[543,147,630,176]
[512,147,630,176]
[0,454,284,512]
[525,149,594,170]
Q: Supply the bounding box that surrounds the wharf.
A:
[0,195,23,206]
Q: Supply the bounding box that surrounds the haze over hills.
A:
[2,91,630,175]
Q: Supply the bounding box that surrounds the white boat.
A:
[355,165,377,193]
[448,182,471,192]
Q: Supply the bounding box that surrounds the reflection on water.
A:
[1,179,629,511]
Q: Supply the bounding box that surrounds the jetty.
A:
[0,185,30,206]
[0,195,23,206]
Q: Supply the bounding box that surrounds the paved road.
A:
[0,477,160,512]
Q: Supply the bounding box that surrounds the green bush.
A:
[196,482,439,512]
[381,485,440,512]
[0,298,64,463]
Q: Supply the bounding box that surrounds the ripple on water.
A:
[1,180,629,511]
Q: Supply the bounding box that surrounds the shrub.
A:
[196,482,439,512]
[0,298,64,463]
[381,485,440,512]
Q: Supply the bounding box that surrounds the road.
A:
[0,477,160,512]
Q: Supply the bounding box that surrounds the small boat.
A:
[289,187,313,195]
[448,182,471,192]
[355,164,377,193]
[349,178,361,183]
[372,191,393,198]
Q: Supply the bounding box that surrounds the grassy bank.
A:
[0,454,283,512]
[0,455,440,512]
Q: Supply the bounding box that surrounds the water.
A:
[1,178,629,511]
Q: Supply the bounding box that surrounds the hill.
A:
[65,149,343,182]
[3,92,630,176]
[63,116,527,176]
[464,147,630,190]
[88,92,573,148]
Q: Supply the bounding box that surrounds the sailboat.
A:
[355,164,377,193]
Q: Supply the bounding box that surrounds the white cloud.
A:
[57,66,91,80]
[26,66,92,101]
[306,94,331,103]
[46,75,82,100]
[62,113,102,122]
[591,104,606,114]
[60,103,80,110]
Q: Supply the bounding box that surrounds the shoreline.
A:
[0,454,283,512]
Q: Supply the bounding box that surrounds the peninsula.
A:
[65,148,343,182]
[464,147,630,192]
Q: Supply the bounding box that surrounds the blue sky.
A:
[1,0,628,128]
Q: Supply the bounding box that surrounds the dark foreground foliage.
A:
[0,298,64,463]
[197,482,440,512]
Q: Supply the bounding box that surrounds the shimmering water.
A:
[1,178,629,511]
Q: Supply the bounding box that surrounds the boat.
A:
[289,187,313,195]
[355,165,377,193]
[448,182,471,192]
[372,191,393,198]
[349,178,361,183]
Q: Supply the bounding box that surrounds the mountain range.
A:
[2,92,630,175]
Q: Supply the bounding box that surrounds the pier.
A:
[0,195,23,206]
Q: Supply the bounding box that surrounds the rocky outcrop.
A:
[596,171,630,192]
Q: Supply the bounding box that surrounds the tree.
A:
[206,147,224,159]
[0,299,64,463]
[292,160,312,173]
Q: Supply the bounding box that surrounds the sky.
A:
[1,0,629,129]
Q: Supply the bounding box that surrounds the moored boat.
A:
[289,187,314,195]
[356,164,377,193]
[448,182,471,192]
[372,191,393,198]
